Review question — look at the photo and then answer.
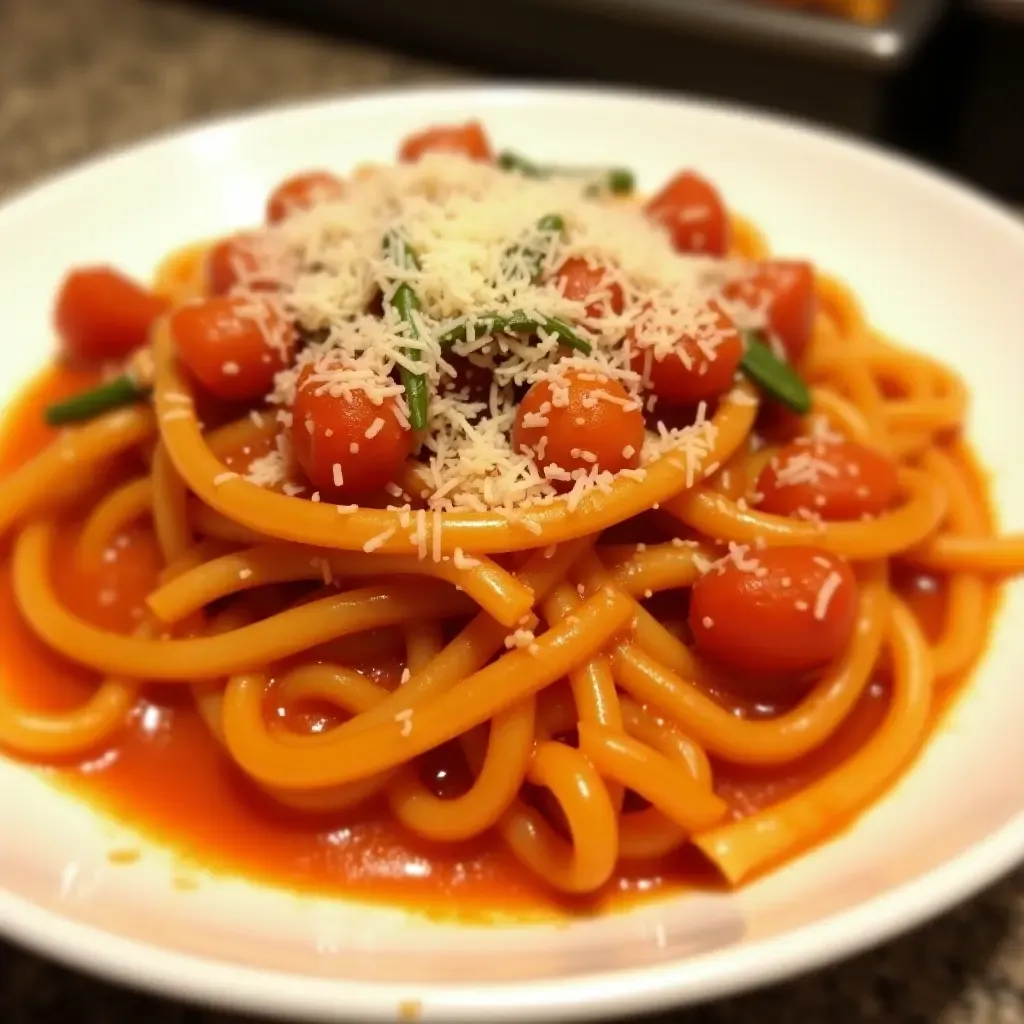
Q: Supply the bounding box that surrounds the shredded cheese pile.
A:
[228,154,771,514]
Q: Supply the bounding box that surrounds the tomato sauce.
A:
[0,365,1000,919]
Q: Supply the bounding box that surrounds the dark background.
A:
[172,0,1024,201]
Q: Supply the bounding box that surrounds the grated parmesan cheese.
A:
[773,450,841,488]
[505,628,536,650]
[220,152,757,516]
[452,547,481,570]
[395,708,414,738]
[813,571,843,621]
[363,526,396,553]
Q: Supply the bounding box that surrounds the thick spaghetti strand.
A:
[0,406,154,541]
[219,587,633,789]
[153,324,759,556]
[14,520,473,679]
[693,597,932,883]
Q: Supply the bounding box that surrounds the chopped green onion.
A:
[497,151,543,177]
[502,212,565,282]
[593,168,636,196]
[391,283,429,430]
[535,213,565,234]
[497,151,635,196]
[439,312,591,354]
[740,332,811,415]
[44,374,150,426]
[383,231,418,275]
[383,232,429,430]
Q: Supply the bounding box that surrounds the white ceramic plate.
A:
[2,85,1024,1023]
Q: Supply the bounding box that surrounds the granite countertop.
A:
[2,0,1024,1021]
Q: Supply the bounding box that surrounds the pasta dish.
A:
[0,119,1020,913]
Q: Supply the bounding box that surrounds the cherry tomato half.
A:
[205,232,279,297]
[398,122,493,163]
[513,370,644,481]
[554,258,625,321]
[266,171,345,225]
[290,366,413,499]
[55,266,168,364]
[724,260,817,363]
[169,296,295,401]
[628,301,743,406]
[689,546,859,683]
[645,171,730,257]
[757,439,900,521]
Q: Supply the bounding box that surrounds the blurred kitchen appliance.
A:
[195,0,954,154]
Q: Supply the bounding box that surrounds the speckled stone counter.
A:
[2,1,1024,1021]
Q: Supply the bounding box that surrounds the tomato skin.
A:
[757,439,900,521]
[724,260,817,363]
[512,370,644,480]
[169,296,295,401]
[644,171,730,256]
[266,171,345,224]
[55,266,168,364]
[753,402,807,447]
[689,546,858,682]
[398,122,493,163]
[206,237,245,297]
[290,367,412,499]
[628,302,743,405]
[554,258,625,320]
[205,232,278,296]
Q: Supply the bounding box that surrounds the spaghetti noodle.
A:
[0,119,1020,908]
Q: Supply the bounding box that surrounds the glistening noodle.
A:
[0,119,1021,913]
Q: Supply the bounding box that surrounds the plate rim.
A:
[2,80,1024,1021]
[4,816,1024,1022]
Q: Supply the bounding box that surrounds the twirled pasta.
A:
[0,126,1020,912]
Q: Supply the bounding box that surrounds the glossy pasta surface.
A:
[0,124,1018,917]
